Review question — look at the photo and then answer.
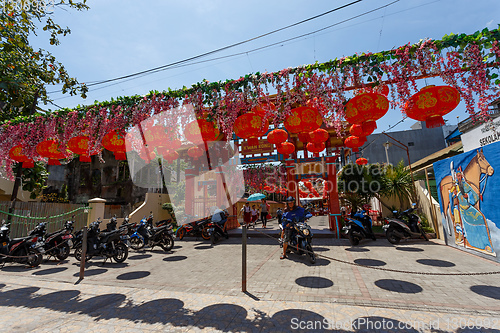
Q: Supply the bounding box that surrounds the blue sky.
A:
[33,0,499,133]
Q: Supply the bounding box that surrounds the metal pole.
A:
[242,224,247,292]
[79,227,88,280]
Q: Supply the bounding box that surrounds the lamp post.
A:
[381,133,417,202]
[383,141,392,165]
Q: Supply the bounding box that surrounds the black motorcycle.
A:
[0,222,43,267]
[105,215,118,232]
[383,203,429,244]
[74,219,129,263]
[29,220,74,261]
[279,218,315,264]
[342,210,376,246]
[129,215,174,251]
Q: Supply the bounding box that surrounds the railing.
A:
[0,202,89,238]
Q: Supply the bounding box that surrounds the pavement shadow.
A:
[353,258,387,266]
[72,268,108,277]
[32,267,68,275]
[128,254,152,260]
[374,279,423,294]
[395,246,424,252]
[416,259,455,267]
[163,255,188,262]
[116,271,151,280]
[470,285,500,300]
[345,247,370,252]
[295,276,334,288]
[0,285,456,332]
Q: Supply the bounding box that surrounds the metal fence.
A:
[193,198,218,218]
[0,201,89,238]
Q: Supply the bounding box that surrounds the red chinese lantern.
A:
[36,140,65,165]
[303,181,313,190]
[345,92,389,133]
[284,106,323,134]
[297,132,310,143]
[356,157,368,165]
[139,149,156,163]
[308,193,314,198]
[102,130,127,160]
[344,136,364,152]
[185,119,220,144]
[187,146,204,160]
[306,142,325,154]
[9,145,34,168]
[349,123,375,140]
[251,102,276,119]
[404,85,460,128]
[68,136,96,162]
[234,112,269,146]
[308,128,329,143]
[143,125,167,146]
[163,150,179,164]
[277,142,295,158]
[267,129,288,145]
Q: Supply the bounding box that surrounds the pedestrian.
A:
[260,199,270,228]
[276,207,283,225]
[251,205,259,224]
[239,202,252,226]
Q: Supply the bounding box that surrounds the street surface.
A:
[1,216,499,332]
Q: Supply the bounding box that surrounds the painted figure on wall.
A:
[439,148,494,238]
[449,167,495,256]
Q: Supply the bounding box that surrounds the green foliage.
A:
[0,1,89,121]
[161,202,183,228]
[12,161,48,199]
[379,161,414,209]
[338,163,386,211]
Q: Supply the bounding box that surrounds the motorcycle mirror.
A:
[412,203,417,207]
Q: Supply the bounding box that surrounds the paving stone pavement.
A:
[1,218,500,332]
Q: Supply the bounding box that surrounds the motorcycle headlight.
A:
[303,229,310,236]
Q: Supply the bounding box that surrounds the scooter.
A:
[206,210,229,245]
[342,210,376,246]
[383,203,429,244]
[279,218,315,264]
[129,216,174,251]
[0,222,44,267]
[29,219,74,261]
[176,215,211,240]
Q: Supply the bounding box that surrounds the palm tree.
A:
[378,160,414,210]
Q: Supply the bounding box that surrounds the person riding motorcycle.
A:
[281,196,312,260]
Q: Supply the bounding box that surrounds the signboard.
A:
[240,139,274,155]
[241,155,279,164]
[461,118,500,152]
[296,161,325,175]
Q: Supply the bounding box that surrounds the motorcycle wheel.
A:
[348,232,360,246]
[27,249,43,267]
[201,226,211,240]
[159,233,174,251]
[420,227,429,241]
[130,237,145,250]
[55,243,70,261]
[74,247,92,262]
[112,243,128,263]
[386,227,401,245]
[306,244,315,264]
[177,227,186,240]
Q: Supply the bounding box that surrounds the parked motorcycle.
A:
[279,218,315,264]
[176,215,211,240]
[74,219,129,263]
[383,203,429,244]
[0,222,43,267]
[105,215,118,232]
[29,219,74,261]
[206,210,229,245]
[342,210,376,246]
[129,215,174,251]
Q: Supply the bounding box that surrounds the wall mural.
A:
[434,142,500,262]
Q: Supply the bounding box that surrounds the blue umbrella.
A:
[247,193,266,201]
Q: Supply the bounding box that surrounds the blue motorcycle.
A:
[129,215,174,251]
[342,210,376,246]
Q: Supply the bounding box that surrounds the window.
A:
[408,142,415,146]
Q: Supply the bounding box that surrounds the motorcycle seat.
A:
[99,230,120,238]
[9,236,31,246]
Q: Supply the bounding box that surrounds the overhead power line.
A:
[48,0,364,93]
